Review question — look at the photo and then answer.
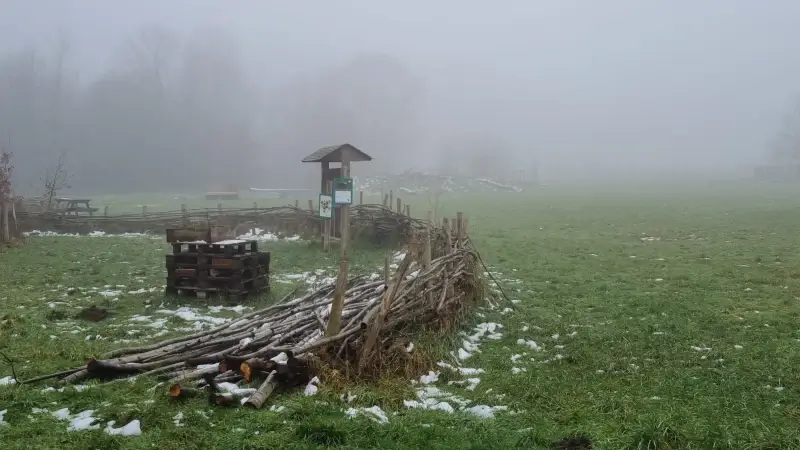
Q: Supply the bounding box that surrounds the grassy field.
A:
[2,184,800,449]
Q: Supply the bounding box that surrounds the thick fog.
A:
[2,0,800,194]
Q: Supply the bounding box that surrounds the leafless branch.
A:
[42,152,70,210]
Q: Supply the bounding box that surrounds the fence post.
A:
[252,202,257,211]
[359,191,364,205]
[456,212,463,248]
[103,205,109,217]
[142,205,147,216]
[389,190,393,209]
[295,199,299,209]
[423,221,432,304]
[217,203,223,214]
[383,194,388,207]
[405,204,411,217]
[396,197,401,214]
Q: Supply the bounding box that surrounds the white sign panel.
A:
[319,194,333,219]
[334,189,352,205]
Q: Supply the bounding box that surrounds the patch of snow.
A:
[173,412,184,427]
[517,339,541,351]
[691,345,712,352]
[213,239,247,245]
[0,376,16,386]
[304,377,320,396]
[345,406,389,424]
[0,409,6,426]
[419,371,439,384]
[105,419,142,436]
[270,352,289,365]
[465,405,507,419]
[340,392,357,403]
[67,410,100,431]
[98,290,122,297]
[511,367,526,374]
[406,342,415,353]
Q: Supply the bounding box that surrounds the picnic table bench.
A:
[55,198,99,216]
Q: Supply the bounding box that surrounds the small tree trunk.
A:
[1,202,9,242]
[244,370,277,409]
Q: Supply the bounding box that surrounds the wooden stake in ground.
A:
[359,251,415,366]
[244,370,278,409]
[325,155,351,337]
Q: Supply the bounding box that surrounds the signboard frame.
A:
[333,177,354,205]
[318,194,333,220]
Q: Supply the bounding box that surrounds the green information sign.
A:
[333,177,354,205]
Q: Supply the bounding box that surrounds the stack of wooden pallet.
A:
[164,228,270,300]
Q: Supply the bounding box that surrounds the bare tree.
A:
[42,153,70,211]
[0,140,13,243]
[425,185,446,225]
[121,25,180,92]
[771,98,800,163]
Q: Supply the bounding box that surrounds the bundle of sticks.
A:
[24,242,484,403]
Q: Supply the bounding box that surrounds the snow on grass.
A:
[24,230,155,238]
[304,377,320,396]
[517,339,542,351]
[237,228,301,242]
[436,362,485,375]
[153,307,231,330]
[0,376,16,386]
[448,378,481,391]
[0,409,7,426]
[173,412,184,427]
[454,322,504,361]
[465,405,508,419]
[67,410,100,431]
[345,406,389,424]
[419,371,439,384]
[105,419,142,436]
[403,385,507,419]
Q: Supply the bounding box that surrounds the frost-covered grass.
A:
[3,184,800,449]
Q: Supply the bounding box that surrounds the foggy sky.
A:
[3,0,800,187]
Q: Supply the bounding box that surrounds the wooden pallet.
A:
[165,251,270,270]
[164,286,267,300]
[165,275,269,296]
[171,240,258,256]
[166,266,268,281]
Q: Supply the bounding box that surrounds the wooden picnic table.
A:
[56,198,99,216]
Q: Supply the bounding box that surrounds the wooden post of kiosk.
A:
[327,154,351,336]
[299,144,373,337]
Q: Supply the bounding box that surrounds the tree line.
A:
[0,26,525,195]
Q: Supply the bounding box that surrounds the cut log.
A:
[244,370,278,409]
[169,384,200,399]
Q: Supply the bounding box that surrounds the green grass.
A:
[3,183,800,449]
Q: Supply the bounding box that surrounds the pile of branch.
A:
[24,241,484,402]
